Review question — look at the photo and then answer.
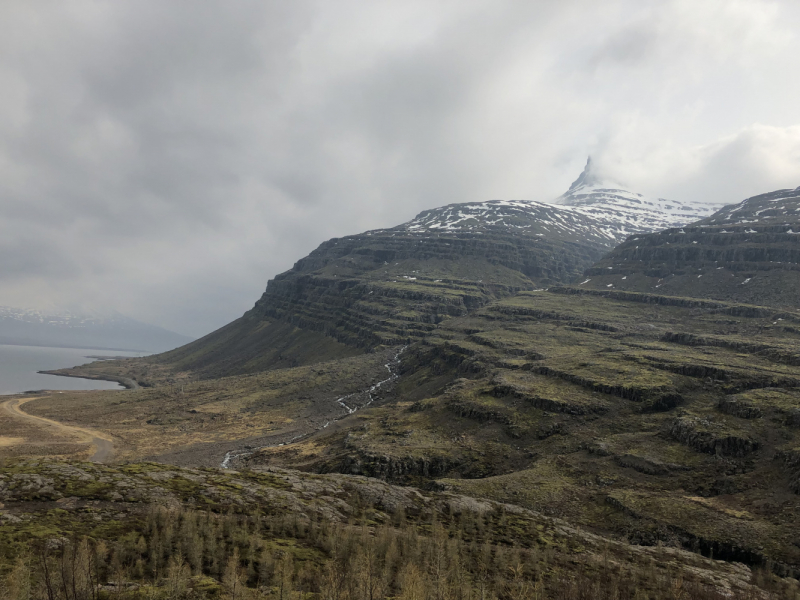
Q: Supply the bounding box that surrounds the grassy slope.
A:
[47,317,363,388]
[18,287,800,577]
[245,288,800,576]
[16,350,399,467]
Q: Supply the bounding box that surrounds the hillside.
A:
[70,162,718,383]
[108,199,615,380]
[23,286,800,580]
[2,459,791,599]
[17,179,800,591]
[235,287,800,578]
[582,186,800,307]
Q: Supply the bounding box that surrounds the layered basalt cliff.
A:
[156,204,611,377]
[250,226,604,344]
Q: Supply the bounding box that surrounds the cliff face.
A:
[582,187,800,308]
[252,225,605,342]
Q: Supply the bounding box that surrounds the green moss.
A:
[63,479,115,499]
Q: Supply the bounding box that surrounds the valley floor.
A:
[0,394,109,462]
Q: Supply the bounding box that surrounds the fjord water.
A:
[0,344,146,394]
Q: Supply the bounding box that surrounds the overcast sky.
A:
[1,0,799,337]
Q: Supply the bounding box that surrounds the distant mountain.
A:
[411,158,727,248]
[581,185,800,308]
[0,307,193,352]
[555,157,725,239]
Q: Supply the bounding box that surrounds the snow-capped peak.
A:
[399,199,618,247]
[555,157,725,237]
[386,158,728,248]
[564,156,620,191]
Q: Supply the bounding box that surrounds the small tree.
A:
[399,563,427,600]
[166,554,191,599]
[0,554,32,600]
[222,548,245,600]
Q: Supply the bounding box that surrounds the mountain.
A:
[397,158,725,247]
[151,200,615,378]
[15,179,800,584]
[402,198,618,246]
[141,164,724,380]
[581,185,800,307]
[555,157,725,239]
[0,306,193,352]
[699,185,800,226]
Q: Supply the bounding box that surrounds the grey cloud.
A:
[656,125,800,204]
[587,22,659,69]
[0,0,798,337]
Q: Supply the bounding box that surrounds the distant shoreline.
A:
[37,369,139,390]
[0,340,150,353]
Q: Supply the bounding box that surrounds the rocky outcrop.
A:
[490,382,607,415]
[776,450,800,494]
[487,305,619,332]
[613,454,672,476]
[669,416,759,457]
[717,397,763,419]
[445,398,515,426]
[334,450,459,483]
[550,287,773,314]
[662,332,800,367]
[533,365,675,403]
[606,492,796,577]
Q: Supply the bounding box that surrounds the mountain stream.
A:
[220,345,406,469]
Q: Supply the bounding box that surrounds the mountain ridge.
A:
[582,183,800,307]
[0,306,193,352]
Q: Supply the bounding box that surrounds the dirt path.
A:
[0,396,114,462]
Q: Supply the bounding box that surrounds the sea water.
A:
[0,344,147,395]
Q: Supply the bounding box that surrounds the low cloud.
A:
[591,124,800,204]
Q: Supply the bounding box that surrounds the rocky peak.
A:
[566,156,603,191]
[555,157,725,238]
